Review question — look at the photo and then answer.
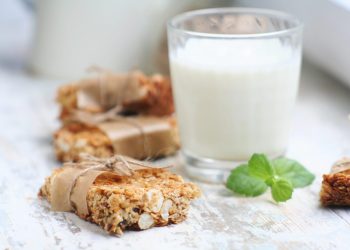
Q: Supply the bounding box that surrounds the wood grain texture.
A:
[1,61,350,250]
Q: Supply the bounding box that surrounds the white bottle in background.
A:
[29,0,216,79]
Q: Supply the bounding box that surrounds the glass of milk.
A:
[167,8,303,182]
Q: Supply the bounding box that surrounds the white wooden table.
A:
[1,61,350,250]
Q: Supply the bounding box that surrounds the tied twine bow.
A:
[87,66,135,110]
[65,67,175,161]
[64,153,165,176]
[50,153,170,216]
[69,108,153,159]
[69,67,149,154]
[81,66,144,113]
[71,66,141,125]
[71,105,124,125]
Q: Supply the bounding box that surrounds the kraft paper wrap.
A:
[50,154,168,217]
[97,116,178,159]
[69,109,179,159]
[331,158,350,174]
[75,70,148,111]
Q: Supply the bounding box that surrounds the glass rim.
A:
[168,7,303,39]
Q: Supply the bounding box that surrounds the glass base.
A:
[183,152,245,184]
[183,150,285,183]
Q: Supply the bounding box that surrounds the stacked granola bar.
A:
[54,70,178,162]
[57,71,174,120]
[54,117,179,162]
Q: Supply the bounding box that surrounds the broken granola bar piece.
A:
[39,155,201,235]
[320,158,350,206]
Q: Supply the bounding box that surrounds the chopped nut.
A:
[56,138,70,152]
[161,199,173,221]
[74,138,87,148]
[138,213,154,229]
[144,189,164,212]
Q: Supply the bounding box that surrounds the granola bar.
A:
[57,71,174,121]
[54,122,113,162]
[320,158,350,206]
[54,116,179,162]
[39,165,201,235]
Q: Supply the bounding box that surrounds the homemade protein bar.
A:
[320,158,350,206]
[54,116,179,162]
[39,155,201,235]
[57,70,174,121]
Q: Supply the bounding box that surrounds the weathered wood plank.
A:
[1,62,350,249]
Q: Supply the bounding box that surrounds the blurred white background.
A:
[234,0,350,88]
[1,0,350,85]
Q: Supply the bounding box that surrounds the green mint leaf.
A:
[226,164,268,197]
[248,153,274,180]
[272,158,315,188]
[271,178,293,202]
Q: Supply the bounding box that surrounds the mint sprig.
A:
[272,158,315,188]
[226,154,315,202]
[226,164,268,197]
[248,153,274,180]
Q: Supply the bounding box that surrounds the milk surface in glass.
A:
[170,38,301,161]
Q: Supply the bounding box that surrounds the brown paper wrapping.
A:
[331,157,350,174]
[75,70,148,111]
[50,154,168,217]
[97,116,178,159]
[58,69,174,122]
[50,167,86,212]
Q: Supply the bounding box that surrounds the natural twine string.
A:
[71,105,123,124]
[71,67,150,157]
[87,65,111,109]
[86,65,132,111]
[70,109,149,157]
[64,153,170,210]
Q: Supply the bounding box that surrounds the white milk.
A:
[170,39,301,161]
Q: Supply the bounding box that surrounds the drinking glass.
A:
[167,8,303,182]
